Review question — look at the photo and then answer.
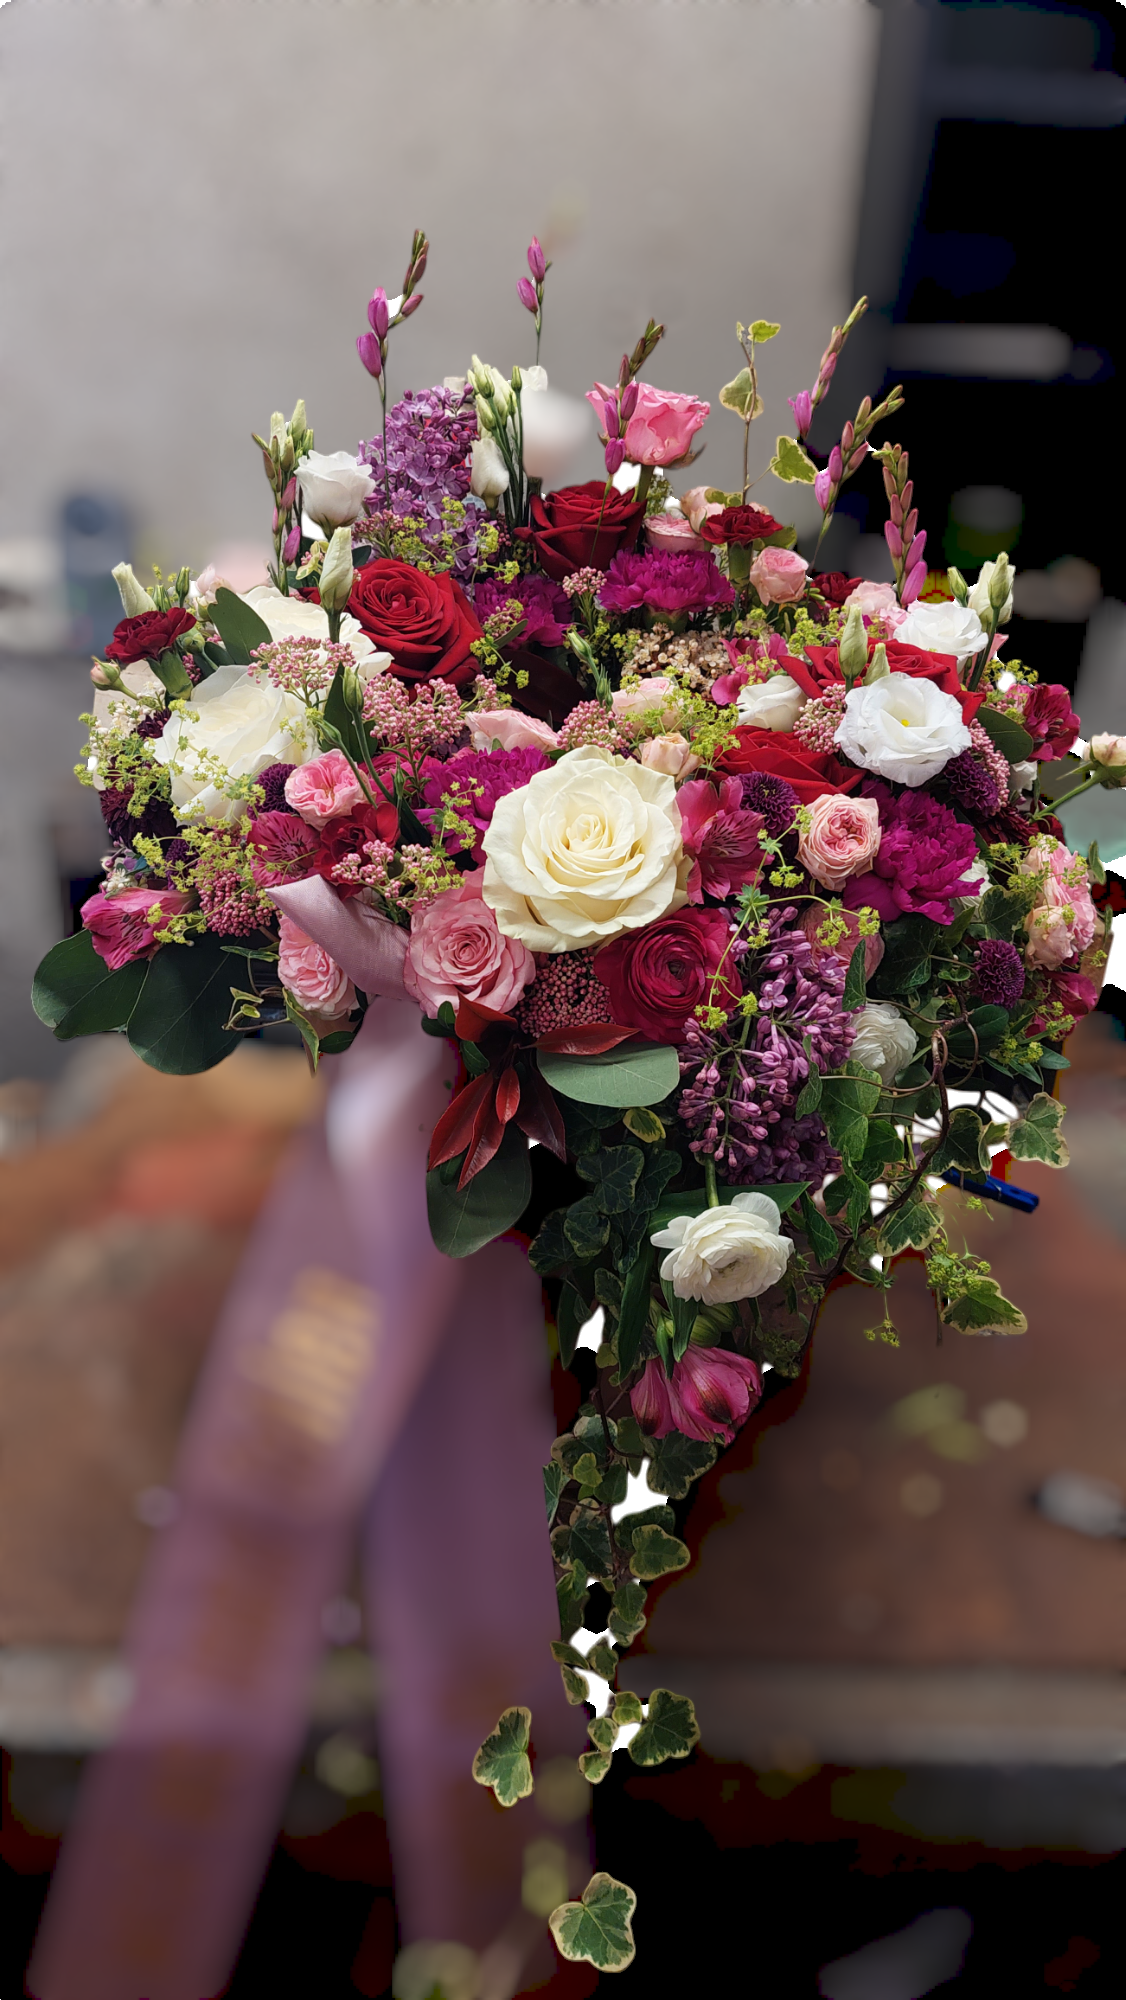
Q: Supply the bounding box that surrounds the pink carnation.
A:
[1021,838,1097,969]
[403,869,535,1017]
[676,777,766,902]
[81,886,193,970]
[277,915,356,1021]
[797,793,882,891]
[284,749,366,828]
[748,546,809,607]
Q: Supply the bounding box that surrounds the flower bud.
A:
[988,551,1014,615]
[269,412,286,448]
[356,332,382,378]
[828,445,844,484]
[884,521,903,560]
[527,236,547,282]
[282,522,301,565]
[865,641,890,683]
[318,526,354,615]
[470,436,510,508]
[399,293,423,318]
[517,277,538,314]
[605,437,626,477]
[1091,731,1126,772]
[838,602,868,685]
[367,288,390,340]
[901,559,928,606]
[510,364,522,393]
[111,562,157,617]
[90,660,124,691]
[688,1302,739,1345]
[619,380,639,423]
[814,468,833,511]
[948,566,969,605]
[905,530,926,569]
[341,663,366,719]
[788,390,813,437]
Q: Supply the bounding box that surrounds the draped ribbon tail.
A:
[269,876,410,999]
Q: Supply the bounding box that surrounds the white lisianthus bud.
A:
[318,527,354,616]
[1091,731,1126,770]
[969,555,1014,624]
[470,435,510,508]
[111,562,156,617]
[838,601,868,685]
[948,566,969,606]
[296,450,375,532]
[650,1193,793,1306]
[851,1001,918,1084]
[735,673,807,733]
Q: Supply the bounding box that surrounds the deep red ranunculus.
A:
[595,907,742,1045]
[105,607,196,665]
[698,505,782,547]
[517,480,646,582]
[715,727,863,803]
[1020,682,1080,762]
[793,638,985,723]
[347,559,482,686]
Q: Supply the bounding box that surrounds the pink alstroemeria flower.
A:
[676,775,766,902]
[631,1347,763,1445]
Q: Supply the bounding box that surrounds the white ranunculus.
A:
[295,450,376,531]
[240,583,390,681]
[469,435,510,505]
[651,1193,793,1306]
[735,672,808,733]
[851,1002,918,1085]
[481,742,688,952]
[895,598,985,664]
[151,666,316,820]
[968,558,1013,625]
[834,672,972,787]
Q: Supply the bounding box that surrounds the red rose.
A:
[517,480,645,582]
[105,607,196,666]
[698,505,782,547]
[810,571,861,607]
[1021,682,1080,762]
[715,727,863,803]
[347,559,482,686]
[792,638,985,724]
[595,907,742,1045]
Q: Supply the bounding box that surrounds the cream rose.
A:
[240,584,390,681]
[735,672,808,733]
[834,672,971,787]
[851,1001,917,1084]
[295,449,376,531]
[151,665,316,820]
[481,742,688,952]
[651,1193,793,1305]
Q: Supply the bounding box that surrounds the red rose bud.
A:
[884,521,903,558]
[828,445,844,484]
[367,288,390,340]
[399,293,423,318]
[527,236,547,282]
[517,277,538,314]
[356,331,383,378]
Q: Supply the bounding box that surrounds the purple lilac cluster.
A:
[599,549,735,620]
[420,746,550,860]
[474,572,572,646]
[678,909,856,1183]
[359,385,479,580]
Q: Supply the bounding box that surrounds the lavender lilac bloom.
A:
[599,549,735,620]
[678,909,856,1183]
[359,385,479,580]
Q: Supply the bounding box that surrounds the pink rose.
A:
[797,793,882,891]
[798,902,885,980]
[277,915,356,1020]
[749,546,810,607]
[81,886,193,971]
[638,732,701,778]
[587,382,709,467]
[468,709,559,754]
[843,579,908,631]
[1021,838,1097,969]
[612,677,680,730]
[680,485,725,534]
[403,868,535,1017]
[644,512,712,556]
[284,749,366,828]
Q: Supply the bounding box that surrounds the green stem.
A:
[1046,770,1100,811]
[704,1159,720,1208]
[634,464,655,514]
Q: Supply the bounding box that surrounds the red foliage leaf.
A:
[534,1024,634,1056]
[515,1065,568,1161]
[495,1066,522,1125]
[428,1072,494,1170]
[458,1086,507,1188]
[455,996,516,1042]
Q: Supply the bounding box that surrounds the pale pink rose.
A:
[403,869,535,1017]
[587,382,709,467]
[1091,731,1126,769]
[612,678,680,730]
[798,903,884,979]
[797,793,882,891]
[278,915,356,1020]
[680,486,725,535]
[468,709,560,755]
[639,732,702,778]
[843,579,906,626]
[1021,838,1098,969]
[284,748,366,827]
[645,512,712,556]
[749,546,810,607]
[80,886,193,970]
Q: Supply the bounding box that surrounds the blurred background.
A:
[1,1,1125,1995]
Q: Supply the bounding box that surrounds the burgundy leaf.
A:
[534,1023,634,1056]
[515,1065,568,1161]
[428,1072,494,1170]
[455,995,516,1042]
[495,1066,521,1125]
[457,1086,507,1188]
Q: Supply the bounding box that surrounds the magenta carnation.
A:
[473,571,572,646]
[598,549,734,619]
[842,784,980,926]
[420,746,551,861]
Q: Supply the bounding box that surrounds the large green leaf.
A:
[1008,1092,1069,1168]
[799,1191,839,1267]
[616,1242,656,1377]
[842,940,868,1010]
[872,915,944,998]
[32,929,148,1040]
[627,1688,700,1767]
[976,703,1034,763]
[125,932,242,1073]
[538,1042,680,1108]
[426,1124,532,1258]
[471,1706,533,1808]
[941,1276,1028,1336]
[930,1105,992,1176]
[556,1283,588,1368]
[208,586,273,666]
[548,1873,637,1973]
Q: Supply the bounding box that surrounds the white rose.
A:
[895,598,986,664]
[735,672,808,733]
[968,558,1013,625]
[834,672,972,787]
[151,666,316,820]
[240,583,390,681]
[851,1001,917,1084]
[481,742,688,952]
[469,435,510,505]
[1091,731,1126,770]
[651,1193,793,1305]
[296,450,376,530]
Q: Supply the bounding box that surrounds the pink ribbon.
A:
[270,875,410,1000]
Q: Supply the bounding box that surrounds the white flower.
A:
[968,557,1013,625]
[1091,731,1126,770]
[834,672,971,787]
[481,742,688,952]
[1009,759,1037,794]
[895,598,986,664]
[851,1002,917,1084]
[520,379,589,484]
[735,672,808,733]
[295,450,376,531]
[151,666,316,820]
[651,1193,793,1305]
[240,583,390,681]
[955,855,991,907]
[469,435,510,505]
[111,562,156,617]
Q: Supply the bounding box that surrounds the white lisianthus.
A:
[469,435,510,506]
[240,584,390,681]
[735,672,808,733]
[851,1002,918,1084]
[151,666,316,820]
[896,598,986,664]
[111,561,156,617]
[295,450,376,531]
[968,557,1014,625]
[834,672,971,786]
[481,743,688,951]
[651,1193,793,1305]
[1009,759,1037,795]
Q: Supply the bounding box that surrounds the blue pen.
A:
[942,1169,1039,1213]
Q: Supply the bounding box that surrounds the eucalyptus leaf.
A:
[426,1124,531,1258]
[539,1042,680,1108]
[976,703,1035,763]
[125,932,242,1074]
[208,585,272,665]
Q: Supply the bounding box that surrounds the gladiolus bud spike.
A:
[847,444,869,473]
[901,559,928,606]
[828,445,844,484]
[282,523,301,565]
[619,354,631,388]
[281,478,297,511]
[356,332,383,378]
[884,521,903,558]
[619,380,639,423]
[906,530,926,569]
[841,421,854,451]
[903,509,918,544]
[400,293,423,318]
[901,480,913,510]
[788,390,813,437]
[517,277,538,313]
[527,236,547,282]
[367,288,390,340]
[814,468,833,511]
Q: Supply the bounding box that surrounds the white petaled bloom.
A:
[469,435,510,505]
[481,742,688,952]
[151,667,316,821]
[834,672,972,787]
[1009,758,1037,794]
[1091,732,1126,770]
[735,672,808,733]
[955,855,991,907]
[111,561,156,617]
[895,598,986,664]
[651,1194,793,1306]
[240,584,390,681]
[968,558,1013,625]
[851,1002,918,1085]
[295,450,376,531]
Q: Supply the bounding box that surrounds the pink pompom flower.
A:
[748,546,809,607]
[797,792,882,891]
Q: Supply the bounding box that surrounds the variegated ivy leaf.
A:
[578,1748,613,1785]
[770,434,818,484]
[719,368,764,421]
[627,1688,700,1767]
[629,1523,690,1580]
[549,1872,638,1972]
[748,318,781,343]
[588,1714,618,1753]
[559,1663,591,1706]
[942,1276,1028,1336]
[613,1689,644,1726]
[586,1640,618,1682]
[472,1706,533,1808]
[1008,1093,1069,1168]
[877,1195,943,1257]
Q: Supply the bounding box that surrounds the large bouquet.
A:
[34,234,1123,1976]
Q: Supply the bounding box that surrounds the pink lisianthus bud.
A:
[367,288,390,340]
[828,445,844,484]
[356,331,383,379]
[281,478,297,510]
[282,523,301,564]
[631,1347,763,1446]
[788,390,813,437]
[906,530,927,569]
[901,559,928,606]
[517,276,538,314]
[527,237,547,282]
[814,468,833,511]
[272,505,280,533]
[884,521,903,559]
[817,351,838,388]
[605,437,627,476]
[399,293,423,318]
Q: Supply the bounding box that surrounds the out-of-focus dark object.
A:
[818,1906,973,2000]
[60,494,130,659]
[1036,1472,1126,1541]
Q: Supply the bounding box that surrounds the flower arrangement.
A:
[34,232,1123,1981]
